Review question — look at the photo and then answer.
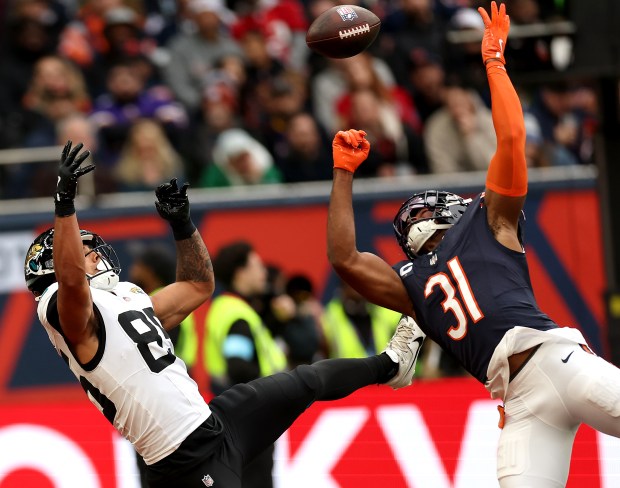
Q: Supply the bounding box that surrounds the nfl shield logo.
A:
[336,6,358,21]
[202,474,214,486]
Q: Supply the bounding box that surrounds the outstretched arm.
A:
[327,130,415,316]
[53,141,99,355]
[150,179,214,330]
[478,2,527,252]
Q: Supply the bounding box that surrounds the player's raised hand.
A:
[155,178,196,240]
[55,140,94,216]
[155,177,191,223]
[332,129,371,173]
[478,1,510,65]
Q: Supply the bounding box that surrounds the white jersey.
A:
[37,281,211,465]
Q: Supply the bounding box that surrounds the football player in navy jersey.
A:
[327,3,620,487]
[25,136,424,487]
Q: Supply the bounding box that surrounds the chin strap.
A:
[88,271,119,291]
[87,257,119,291]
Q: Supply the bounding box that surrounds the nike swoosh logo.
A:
[401,337,425,380]
[561,351,574,363]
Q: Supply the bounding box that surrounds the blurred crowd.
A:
[0,0,598,199]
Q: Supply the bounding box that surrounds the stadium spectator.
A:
[503,0,554,73]
[376,0,447,88]
[406,49,447,124]
[90,57,188,164]
[55,114,116,194]
[230,0,309,71]
[98,7,155,84]
[236,27,286,132]
[114,118,186,192]
[57,0,126,70]
[253,71,308,157]
[251,264,322,369]
[2,55,93,199]
[0,0,66,148]
[21,55,92,148]
[163,0,243,115]
[423,84,496,173]
[4,112,98,200]
[522,111,552,167]
[443,7,489,94]
[140,0,193,47]
[311,54,396,133]
[335,52,422,134]
[66,5,161,97]
[285,273,326,366]
[272,112,333,183]
[344,88,429,177]
[525,81,585,165]
[181,56,246,184]
[199,128,282,187]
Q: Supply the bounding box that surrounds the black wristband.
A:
[170,219,196,241]
[54,199,76,217]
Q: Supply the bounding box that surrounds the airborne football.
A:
[306,4,381,59]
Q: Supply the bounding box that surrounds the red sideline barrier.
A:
[0,377,614,488]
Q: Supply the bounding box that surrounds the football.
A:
[306,5,381,59]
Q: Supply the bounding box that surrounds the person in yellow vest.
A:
[322,280,402,359]
[205,240,287,488]
[252,266,322,369]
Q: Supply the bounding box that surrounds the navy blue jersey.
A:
[393,193,557,383]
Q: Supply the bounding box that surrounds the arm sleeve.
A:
[485,63,528,197]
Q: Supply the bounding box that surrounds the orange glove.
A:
[332,129,370,173]
[478,1,510,65]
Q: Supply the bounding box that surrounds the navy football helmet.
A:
[25,228,121,295]
[393,190,470,259]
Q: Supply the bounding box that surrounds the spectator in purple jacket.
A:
[90,57,188,164]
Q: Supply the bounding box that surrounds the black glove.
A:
[55,140,95,216]
[155,178,196,240]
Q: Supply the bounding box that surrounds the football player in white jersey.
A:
[25,140,426,487]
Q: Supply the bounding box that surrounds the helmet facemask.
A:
[81,232,121,291]
[393,190,471,259]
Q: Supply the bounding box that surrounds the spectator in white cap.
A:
[163,0,243,115]
[444,7,488,92]
[199,128,282,187]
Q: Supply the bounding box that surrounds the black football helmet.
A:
[24,228,121,295]
[393,190,470,259]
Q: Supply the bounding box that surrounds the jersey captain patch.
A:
[399,262,414,277]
